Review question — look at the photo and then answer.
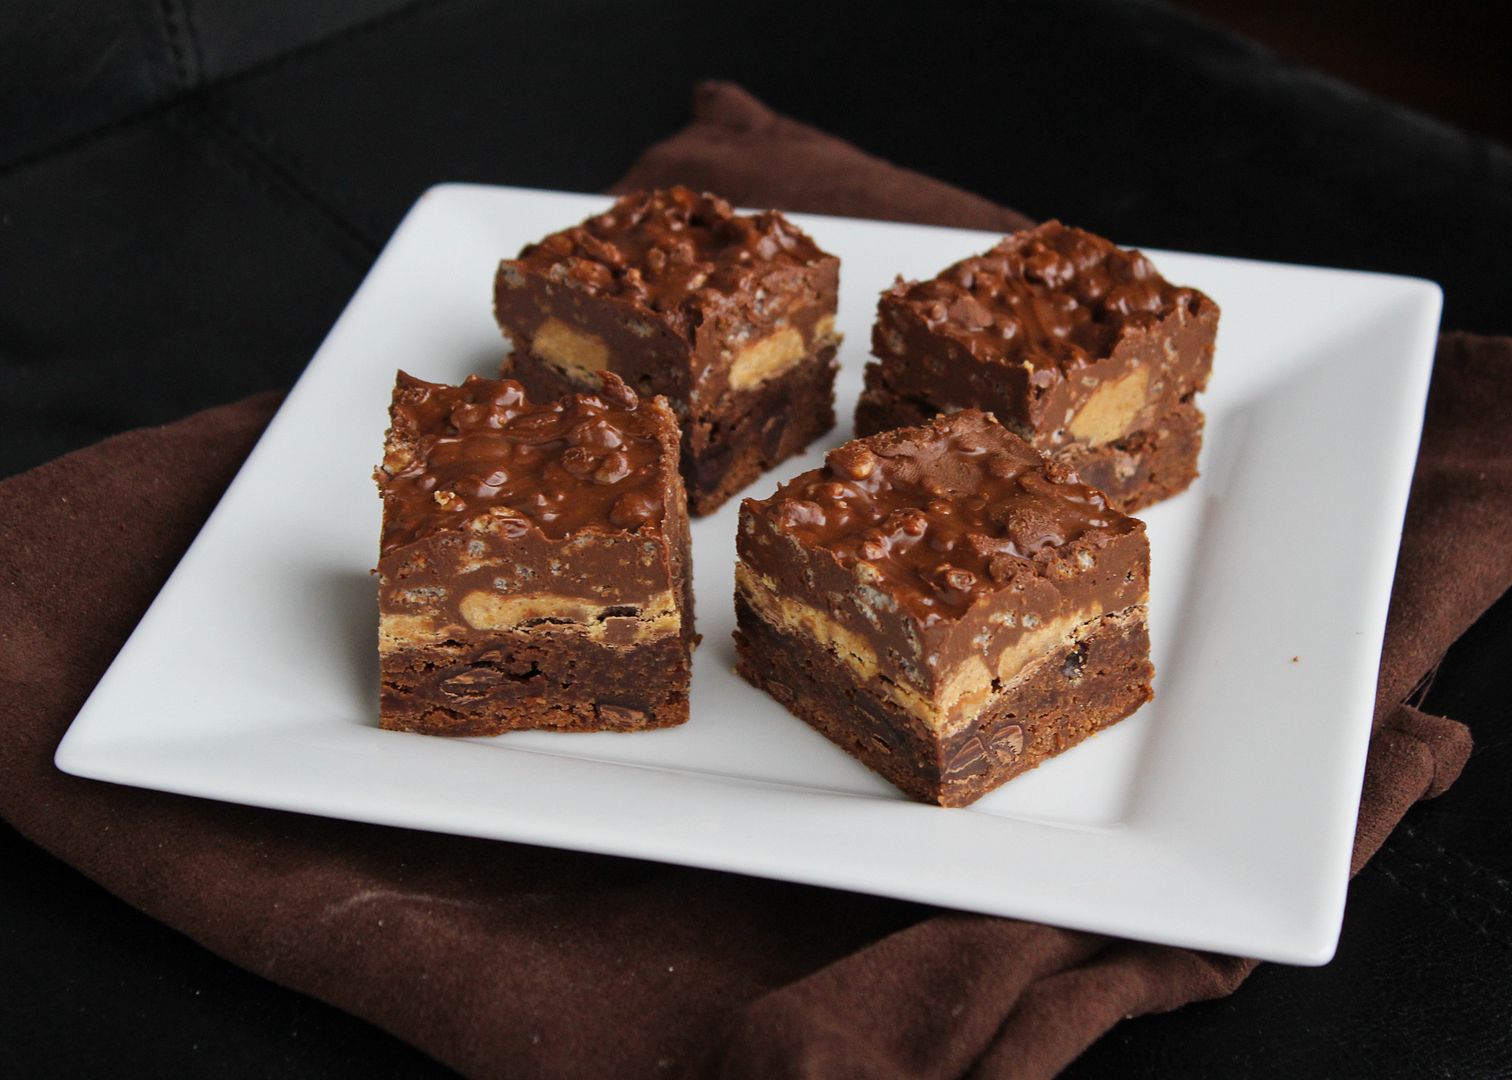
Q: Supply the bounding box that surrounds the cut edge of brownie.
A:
[1052,398,1205,513]
[380,628,693,737]
[735,593,1151,806]
[855,371,1204,513]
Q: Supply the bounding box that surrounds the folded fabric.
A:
[1,83,1506,1080]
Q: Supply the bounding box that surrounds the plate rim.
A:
[54,182,1444,966]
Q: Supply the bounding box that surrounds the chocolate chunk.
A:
[594,703,648,726]
[990,723,1025,757]
[946,735,987,776]
[1061,643,1088,682]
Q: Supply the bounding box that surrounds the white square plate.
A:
[56,185,1441,964]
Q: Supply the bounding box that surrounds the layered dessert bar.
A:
[494,186,841,516]
[375,370,694,735]
[857,221,1219,512]
[734,410,1152,807]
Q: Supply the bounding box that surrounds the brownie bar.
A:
[494,186,841,515]
[735,410,1152,806]
[858,220,1219,512]
[374,370,694,735]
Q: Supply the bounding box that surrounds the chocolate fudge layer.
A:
[735,410,1152,806]
[375,371,694,735]
[495,187,840,515]
[857,221,1218,512]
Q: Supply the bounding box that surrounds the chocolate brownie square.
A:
[375,370,694,735]
[494,186,840,516]
[857,221,1218,512]
[735,409,1152,806]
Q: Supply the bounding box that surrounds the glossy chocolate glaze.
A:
[868,221,1218,455]
[504,186,832,337]
[506,339,839,517]
[884,220,1205,375]
[750,410,1138,622]
[377,370,672,552]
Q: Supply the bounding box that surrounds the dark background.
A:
[2,1,1509,1076]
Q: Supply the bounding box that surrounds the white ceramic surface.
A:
[56,184,1442,964]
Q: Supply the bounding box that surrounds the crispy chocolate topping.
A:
[750,410,1139,619]
[885,221,1207,377]
[377,371,672,551]
[504,186,830,333]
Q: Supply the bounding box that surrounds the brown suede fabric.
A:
[0,83,1505,1079]
[614,82,1036,234]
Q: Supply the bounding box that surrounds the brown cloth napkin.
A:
[2,82,1507,1079]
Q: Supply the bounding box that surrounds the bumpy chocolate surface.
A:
[495,187,841,516]
[506,186,831,337]
[378,371,671,551]
[751,410,1139,622]
[856,382,1207,514]
[885,220,1206,375]
[507,339,839,518]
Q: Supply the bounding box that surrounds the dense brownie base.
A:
[1057,399,1204,513]
[735,595,1151,807]
[684,345,838,514]
[506,346,838,516]
[381,630,690,736]
[852,371,937,439]
[854,380,1203,513]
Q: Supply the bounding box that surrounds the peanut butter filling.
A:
[380,589,678,653]
[737,563,1144,735]
[1066,365,1149,446]
[532,317,609,380]
[728,315,836,391]
[735,564,932,718]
